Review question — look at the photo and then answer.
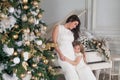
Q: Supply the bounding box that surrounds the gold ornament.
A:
[28,17,34,24]
[51,59,55,62]
[43,26,47,31]
[22,14,27,22]
[13,51,18,56]
[14,24,19,28]
[37,13,42,18]
[43,59,49,64]
[1,35,7,43]
[23,29,27,33]
[33,1,38,7]
[23,28,30,33]
[13,34,18,39]
[36,32,41,36]
[42,56,46,60]
[32,64,37,68]
[98,42,102,46]
[27,71,31,74]
[22,61,28,71]
[51,43,57,47]
[36,9,40,13]
[25,40,30,46]
[38,73,42,76]
[93,40,97,44]
[0,13,6,19]
[22,0,28,4]
[48,66,52,70]
[20,74,25,78]
[23,5,29,10]
[45,43,51,50]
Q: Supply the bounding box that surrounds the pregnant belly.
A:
[59,45,75,60]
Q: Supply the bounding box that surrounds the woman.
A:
[52,15,80,80]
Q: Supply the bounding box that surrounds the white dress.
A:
[75,52,96,80]
[57,25,79,80]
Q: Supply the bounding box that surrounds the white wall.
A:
[94,0,120,54]
[41,0,85,25]
[96,0,120,27]
[41,0,87,39]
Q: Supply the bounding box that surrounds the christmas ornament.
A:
[23,28,30,33]
[43,26,47,31]
[22,0,28,4]
[13,57,20,64]
[22,61,28,71]
[0,17,15,33]
[31,11,38,16]
[28,17,34,24]
[13,51,18,56]
[33,1,39,7]
[23,5,29,10]
[37,13,42,18]
[24,40,30,46]
[0,13,6,19]
[35,40,42,45]
[13,34,18,39]
[36,32,41,36]
[43,59,49,64]
[27,71,31,74]
[14,24,19,28]
[3,45,14,56]
[38,73,42,76]
[22,51,30,61]
[15,41,23,47]
[20,74,25,78]
[29,32,35,41]
[32,64,37,68]
[35,19,39,24]
[36,9,40,13]
[8,7,14,13]
[22,14,27,22]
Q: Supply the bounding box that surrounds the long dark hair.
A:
[66,14,81,40]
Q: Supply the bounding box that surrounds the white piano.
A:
[86,51,112,80]
[53,51,112,80]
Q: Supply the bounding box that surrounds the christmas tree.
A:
[0,0,56,80]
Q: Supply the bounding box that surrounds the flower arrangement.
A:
[78,32,110,60]
[90,39,110,60]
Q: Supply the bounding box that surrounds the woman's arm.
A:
[65,56,81,65]
[52,25,65,61]
[83,53,87,63]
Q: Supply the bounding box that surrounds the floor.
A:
[56,73,119,80]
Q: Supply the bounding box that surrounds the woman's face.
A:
[74,45,80,53]
[69,21,79,30]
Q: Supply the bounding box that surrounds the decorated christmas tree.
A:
[0,0,56,80]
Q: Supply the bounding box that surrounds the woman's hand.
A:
[60,54,65,61]
[65,57,76,66]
